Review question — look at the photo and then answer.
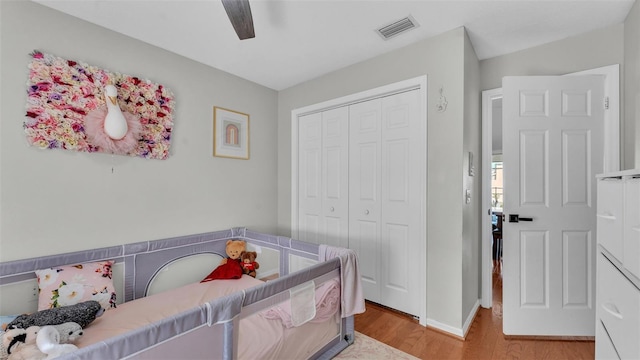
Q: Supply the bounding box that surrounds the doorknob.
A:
[509,214,533,223]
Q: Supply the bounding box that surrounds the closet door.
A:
[380,89,422,317]
[349,89,421,316]
[298,108,349,248]
[349,99,383,303]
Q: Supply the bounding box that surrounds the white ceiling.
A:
[33,0,636,91]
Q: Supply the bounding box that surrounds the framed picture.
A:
[213,106,250,159]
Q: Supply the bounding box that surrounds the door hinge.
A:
[604,96,610,110]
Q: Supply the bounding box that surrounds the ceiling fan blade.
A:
[221,0,255,40]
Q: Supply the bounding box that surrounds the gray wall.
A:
[0,1,278,261]
[480,24,626,167]
[462,31,481,325]
[625,0,640,169]
[278,27,473,331]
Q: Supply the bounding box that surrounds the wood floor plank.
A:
[354,272,595,360]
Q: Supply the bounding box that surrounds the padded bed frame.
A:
[0,228,357,359]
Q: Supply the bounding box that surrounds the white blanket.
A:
[318,245,366,317]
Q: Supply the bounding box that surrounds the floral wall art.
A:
[24,51,175,160]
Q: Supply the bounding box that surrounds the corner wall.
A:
[462,30,481,332]
[0,1,279,261]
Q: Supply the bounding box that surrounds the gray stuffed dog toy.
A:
[6,301,103,330]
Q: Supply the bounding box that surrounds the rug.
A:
[334,332,420,360]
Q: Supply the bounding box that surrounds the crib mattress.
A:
[74,275,340,359]
[76,276,260,348]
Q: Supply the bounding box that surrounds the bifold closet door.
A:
[297,107,349,248]
[349,89,422,316]
[348,98,383,303]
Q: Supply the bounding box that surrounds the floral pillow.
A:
[35,261,116,311]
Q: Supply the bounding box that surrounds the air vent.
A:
[376,15,419,40]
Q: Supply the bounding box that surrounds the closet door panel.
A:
[322,107,349,248]
[351,219,381,302]
[298,113,323,244]
[349,99,382,302]
[385,224,410,291]
[380,90,422,316]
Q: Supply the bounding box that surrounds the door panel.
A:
[519,130,548,206]
[298,113,322,243]
[321,107,349,248]
[385,224,410,292]
[386,140,409,201]
[349,99,382,303]
[379,90,421,316]
[503,75,604,336]
[352,219,381,301]
[520,230,548,307]
[562,130,591,206]
[562,231,591,308]
[297,108,349,247]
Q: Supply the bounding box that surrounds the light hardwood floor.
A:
[354,270,595,360]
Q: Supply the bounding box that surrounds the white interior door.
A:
[503,75,604,336]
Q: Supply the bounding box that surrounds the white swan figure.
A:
[36,326,78,359]
[103,84,128,140]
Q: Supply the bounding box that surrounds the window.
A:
[491,161,503,211]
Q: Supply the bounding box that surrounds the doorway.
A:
[480,64,620,311]
[491,158,503,274]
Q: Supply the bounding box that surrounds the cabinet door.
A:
[625,178,640,279]
[597,179,624,261]
[297,109,349,247]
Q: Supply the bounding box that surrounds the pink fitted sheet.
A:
[76,276,262,347]
[75,275,341,360]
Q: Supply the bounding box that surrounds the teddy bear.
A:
[6,301,103,330]
[240,251,259,278]
[201,239,246,282]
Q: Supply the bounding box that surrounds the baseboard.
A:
[426,299,481,340]
[462,299,481,338]
[425,318,464,339]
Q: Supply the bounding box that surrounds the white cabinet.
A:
[295,88,425,318]
[596,171,640,360]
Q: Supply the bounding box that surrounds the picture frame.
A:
[213,106,250,160]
